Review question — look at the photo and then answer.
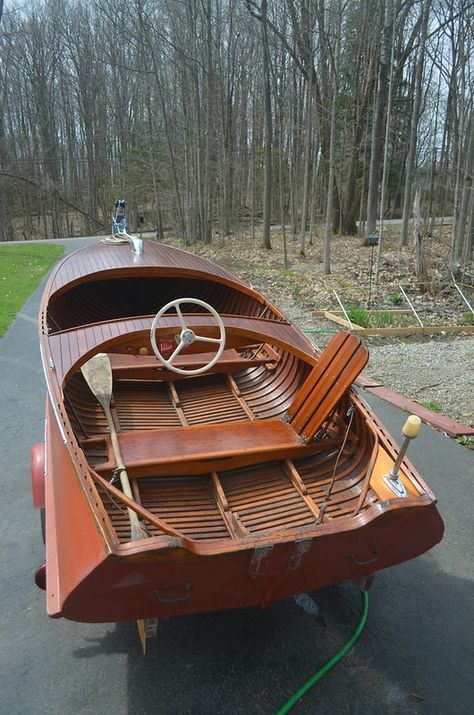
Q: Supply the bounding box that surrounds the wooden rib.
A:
[352,424,380,515]
[139,476,231,541]
[284,459,321,519]
[236,351,308,420]
[209,472,248,539]
[226,374,256,419]
[168,381,188,426]
[90,469,185,540]
[210,472,229,510]
[220,462,317,534]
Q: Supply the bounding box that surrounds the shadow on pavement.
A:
[69,552,472,715]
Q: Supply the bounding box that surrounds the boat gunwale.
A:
[107,490,437,559]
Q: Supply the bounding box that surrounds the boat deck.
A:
[98,443,378,544]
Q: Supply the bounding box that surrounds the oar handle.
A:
[103,406,144,540]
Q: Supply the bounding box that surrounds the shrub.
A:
[419,400,442,412]
[459,312,474,326]
[346,306,396,329]
[346,305,370,328]
[372,310,396,328]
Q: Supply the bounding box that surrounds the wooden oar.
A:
[82,353,150,653]
[81,353,145,541]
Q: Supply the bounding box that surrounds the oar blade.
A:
[81,353,113,407]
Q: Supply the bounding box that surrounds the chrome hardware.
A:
[383,473,408,498]
[383,415,420,498]
[130,235,144,254]
[144,618,158,638]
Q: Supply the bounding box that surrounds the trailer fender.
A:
[30,443,46,509]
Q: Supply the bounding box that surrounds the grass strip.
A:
[0,243,64,336]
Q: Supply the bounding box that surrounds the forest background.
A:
[0,0,473,280]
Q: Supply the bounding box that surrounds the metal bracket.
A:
[299,433,309,444]
[287,539,312,571]
[144,618,158,638]
[249,545,273,578]
[383,474,408,498]
[281,412,290,423]
[348,549,379,566]
[153,584,193,603]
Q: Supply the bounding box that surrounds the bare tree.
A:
[323,0,342,275]
[400,0,431,247]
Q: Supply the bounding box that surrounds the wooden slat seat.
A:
[288,332,368,442]
[91,420,340,478]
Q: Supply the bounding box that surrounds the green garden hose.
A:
[275,591,369,715]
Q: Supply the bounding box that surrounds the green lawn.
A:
[0,243,65,337]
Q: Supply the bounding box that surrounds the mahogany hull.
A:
[59,503,443,622]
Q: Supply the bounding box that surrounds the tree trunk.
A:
[323,0,342,275]
[261,0,272,249]
[400,0,431,247]
[413,189,428,290]
[299,80,313,254]
[452,114,474,271]
[366,0,393,239]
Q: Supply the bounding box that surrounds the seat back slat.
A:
[289,332,368,441]
[288,331,349,420]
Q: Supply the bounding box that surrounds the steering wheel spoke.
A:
[193,335,222,344]
[175,304,187,330]
[150,298,226,376]
[166,339,185,364]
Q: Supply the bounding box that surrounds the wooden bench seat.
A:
[108,345,279,380]
[92,419,340,478]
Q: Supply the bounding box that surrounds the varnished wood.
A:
[92,420,340,478]
[37,238,444,624]
[49,313,314,386]
[289,333,368,440]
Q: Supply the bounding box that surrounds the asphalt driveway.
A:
[0,237,472,714]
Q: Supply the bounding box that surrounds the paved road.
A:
[0,238,472,714]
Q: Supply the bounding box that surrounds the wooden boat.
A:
[32,236,444,628]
